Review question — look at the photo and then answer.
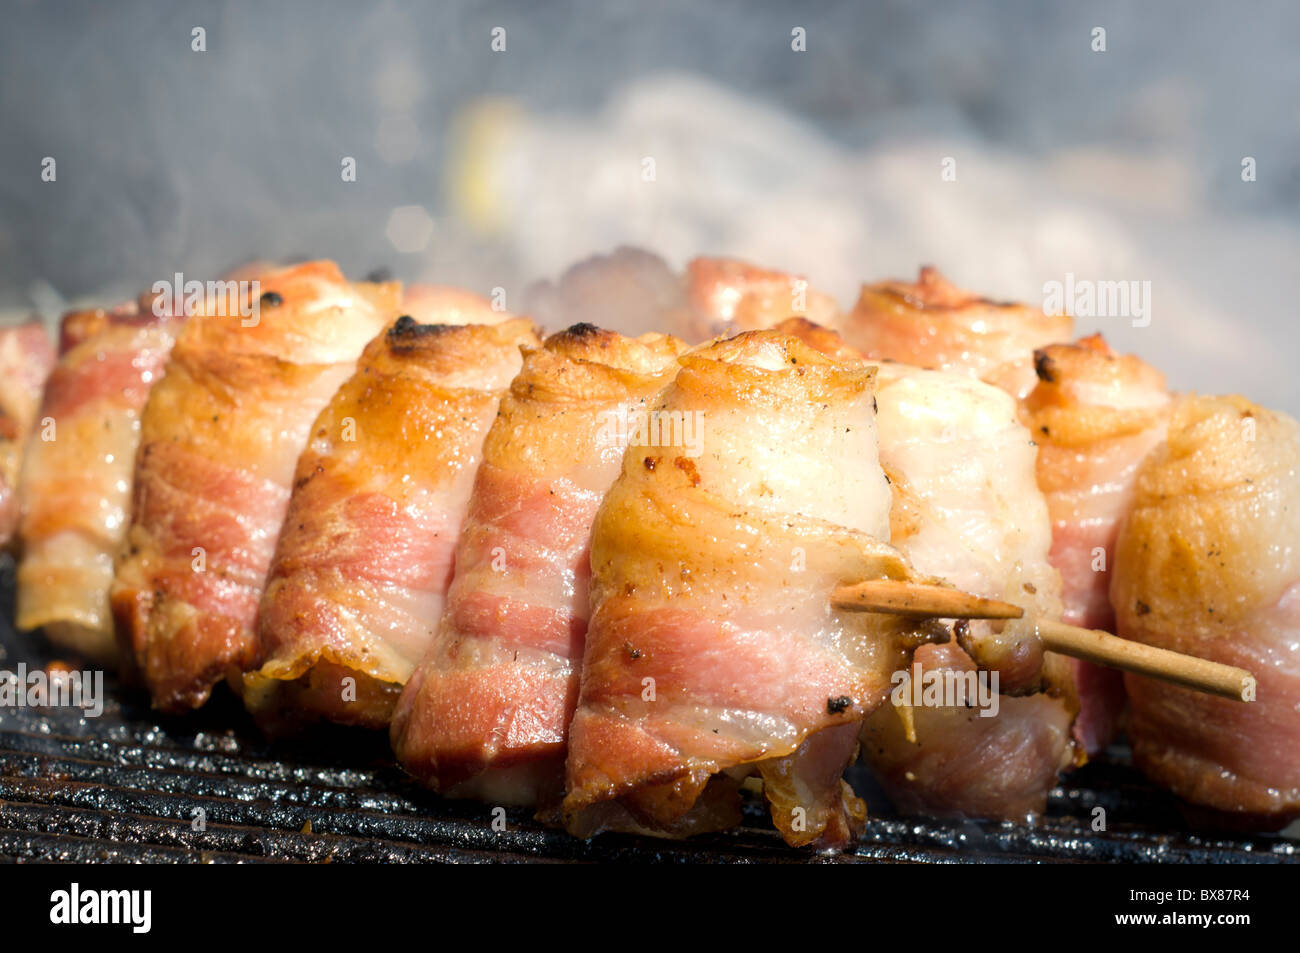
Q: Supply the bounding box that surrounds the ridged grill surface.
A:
[0,567,1294,864]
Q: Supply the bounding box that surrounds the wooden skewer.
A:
[1031,619,1254,703]
[833,580,1024,620]
[831,579,1256,703]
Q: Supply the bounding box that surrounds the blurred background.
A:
[1,0,1297,412]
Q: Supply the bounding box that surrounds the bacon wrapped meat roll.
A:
[245,314,539,730]
[774,318,1077,819]
[112,262,398,711]
[391,324,686,806]
[1022,335,1170,754]
[1112,395,1300,824]
[17,306,175,662]
[857,362,1076,819]
[563,330,941,847]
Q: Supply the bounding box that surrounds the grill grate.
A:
[0,566,1294,864]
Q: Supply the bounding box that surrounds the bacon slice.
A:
[391,324,686,806]
[111,261,398,712]
[1022,334,1170,753]
[245,314,540,730]
[17,307,175,662]
[523,248,839,342]
[0,320,55,547]
[1112,395,1300,822]
[842,266,1072,399]
[562,331,941,847]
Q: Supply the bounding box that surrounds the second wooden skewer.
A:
[832,579,1256,703]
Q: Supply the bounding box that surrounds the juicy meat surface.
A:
[860,643,1075,819]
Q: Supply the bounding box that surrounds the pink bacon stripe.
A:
[391,464,599,797]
